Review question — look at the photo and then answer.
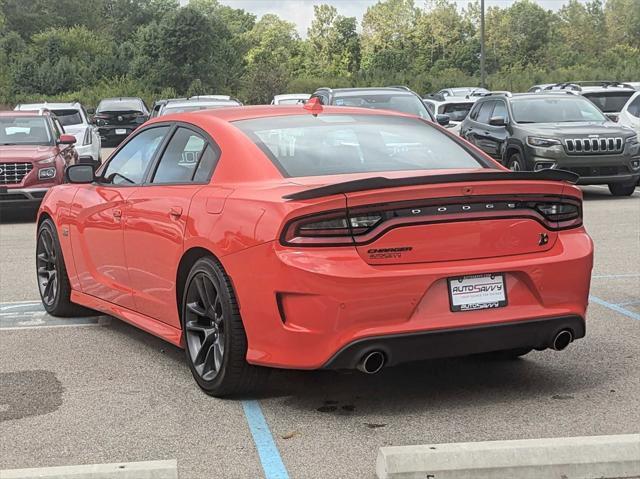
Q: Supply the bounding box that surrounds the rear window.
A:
[235,114,484,177]
[333,94,432,120]
[582,91,635,113]
[441,102,474,121]
[97,99,144,112]
[51,109,83,126]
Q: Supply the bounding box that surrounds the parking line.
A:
[590,295,640,320]
[242,400,290,479]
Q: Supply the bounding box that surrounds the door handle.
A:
[112,208,122,219]
[169,206,183,218]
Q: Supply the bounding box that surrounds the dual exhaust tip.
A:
[355,329,574,374]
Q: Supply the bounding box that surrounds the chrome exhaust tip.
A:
[357,351,386,374]
[552,329,573,351]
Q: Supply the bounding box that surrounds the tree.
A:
[242,14,301,104]
[306,5,360,77]
[361,0,418,71]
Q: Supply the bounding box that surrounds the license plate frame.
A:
[447,273,507,312]
[115,128,127,135]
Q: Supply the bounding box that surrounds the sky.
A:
[213,0,584,36]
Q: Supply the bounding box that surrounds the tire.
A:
[480,347,532,359]
[507,152,527,171]
[36,219,88,317]
[608,182,636,197]
[181,256,269,397]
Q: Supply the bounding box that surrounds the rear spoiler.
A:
[283,169,579,201]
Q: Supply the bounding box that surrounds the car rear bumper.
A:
[323,315,585,369]
[222,229,593,370]
[97,125,137,144]
[0,187,49,208]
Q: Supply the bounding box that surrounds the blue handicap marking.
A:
[0,301,104,329]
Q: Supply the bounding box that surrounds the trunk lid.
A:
[344,178,570,265]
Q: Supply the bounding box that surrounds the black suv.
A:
[310,87,446,124]
[93,97,150,146]
[460,92,640,196]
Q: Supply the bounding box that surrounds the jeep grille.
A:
[564,137,623,155]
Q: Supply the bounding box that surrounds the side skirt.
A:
[70,290,183,347]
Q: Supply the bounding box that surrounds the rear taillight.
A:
[281,195,582,247]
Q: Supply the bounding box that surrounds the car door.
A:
[69,125,170,309]
[467,100,497,155]
[123,125,220,327]
[482,99,509,159]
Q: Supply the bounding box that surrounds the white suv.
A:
[14,102,101,165]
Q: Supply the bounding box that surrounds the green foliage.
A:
[1,0,639,107]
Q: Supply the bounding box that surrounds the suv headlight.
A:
[38,167,56,180]
[83,128,92,146]
[625,134,638,145]
[527,137,562,148]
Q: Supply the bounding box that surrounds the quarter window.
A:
[102,126,169,185]
[151,127,217,184]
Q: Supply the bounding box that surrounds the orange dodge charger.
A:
[36,101,594,396]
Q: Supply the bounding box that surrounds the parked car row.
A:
[1,82,638,215]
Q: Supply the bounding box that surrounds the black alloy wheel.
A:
[37,227,58,306]
[182,257,269,397]
[184,272,226,382]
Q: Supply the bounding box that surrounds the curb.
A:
[0,460,178,479]
[376,434,640,479]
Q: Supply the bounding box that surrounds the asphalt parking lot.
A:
[0,146,638,478]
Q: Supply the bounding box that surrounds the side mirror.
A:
[436,114,450,126]
[489,116,507,127]
[86,108,95,115]
[65,164,95,184]
[58,134,77,145]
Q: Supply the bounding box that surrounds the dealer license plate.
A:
[115,129,127,135]
[447,273,507,312]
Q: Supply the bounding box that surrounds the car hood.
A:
[0,145,58,163]
[519,122,634,137]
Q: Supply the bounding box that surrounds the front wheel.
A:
[182,257,269,397]
[507,152,527,171]
[36,219,87,316]
[608,182,636,197]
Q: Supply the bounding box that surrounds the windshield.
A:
[0,116,52,145]
[333,94,433,120]
[235,114,483,177]
[512,97,607,123]
[582,91,635,113]
[97,99,144,112]
[441,103,474,121]
[51,109,83,126]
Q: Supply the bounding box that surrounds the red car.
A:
[37,101,593,396]
[1,111,77,212]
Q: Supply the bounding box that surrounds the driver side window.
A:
[102,126,169,185]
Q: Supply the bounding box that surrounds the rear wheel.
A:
[36,219,87,317]
[182,256,269,397]
[608,182,636,196]
[507,152,527,171]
